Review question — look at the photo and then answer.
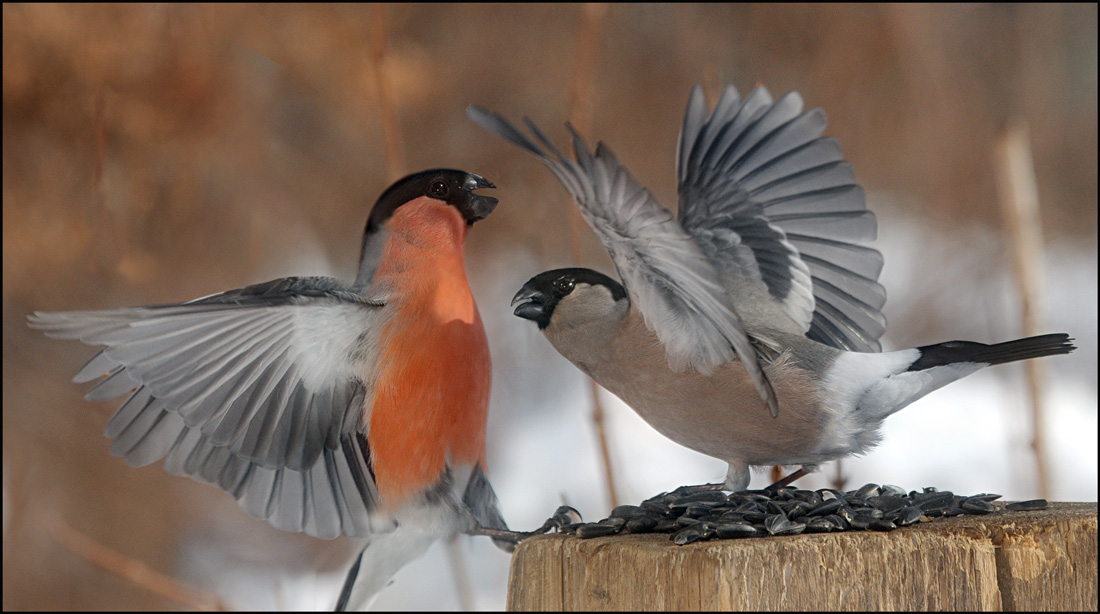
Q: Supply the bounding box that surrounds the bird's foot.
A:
[470,505,582,546]
[668,482,727,496]
[670,469,810,497]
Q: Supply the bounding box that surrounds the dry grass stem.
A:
[369,4,406,182]
[565,2,619,510]
[993,121,1051,500]
[42,513,227,611]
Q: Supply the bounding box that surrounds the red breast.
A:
[367,197,491,509]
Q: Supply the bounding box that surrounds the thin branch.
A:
[993,120,1051,500]
[831,460,847,491]
[564,2,607,265]
[90,85,125,277]
[565,2,619,510]
[369,4,406,182]
[769,465,784,486]
[42,512,228,611]
[566,3,608,142]
[93,86,107,222]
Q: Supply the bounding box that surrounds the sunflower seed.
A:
[624,516,658,533]
[1006,499,1049,511]
[577,523,619,538]
[855,483,881,499]
[805,518,842,533]
[716,522,759,538]
[561,482,1048,545]
[960,498,996,514]
[891,506,924,526]
[672,527,704,545]
[610,505,647,519]
[808,498,843,517]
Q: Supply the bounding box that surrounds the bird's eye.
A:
[555,278,575,295]
[430,180,448,198]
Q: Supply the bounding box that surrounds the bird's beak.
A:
[511,284,546,322]
[464,173,499,222]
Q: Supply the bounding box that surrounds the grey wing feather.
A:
[678,85,886,352]
[468,105,778,416]
[28,276,387,538]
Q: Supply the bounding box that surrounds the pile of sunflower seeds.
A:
[561,483,1048,545]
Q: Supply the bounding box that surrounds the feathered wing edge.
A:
[468,105,778,416]
[677,84,887,352]
[28,278,388,538]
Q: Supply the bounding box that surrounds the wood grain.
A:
[507,503,1097,611]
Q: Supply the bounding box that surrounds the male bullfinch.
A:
[29,169,559,610]
[468,85,1075,494]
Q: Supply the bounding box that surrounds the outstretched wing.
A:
[468,105,778,417]
[28,276,388,539]
[678,85,886,352]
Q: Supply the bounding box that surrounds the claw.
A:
[546,504,583,530]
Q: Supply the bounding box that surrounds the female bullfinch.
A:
[470,86,1074,494]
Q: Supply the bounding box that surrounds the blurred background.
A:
[3,3,1096,611]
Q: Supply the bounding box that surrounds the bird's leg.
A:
[669,463,747,496]
[674,465,812,496]
[468,505,582,545]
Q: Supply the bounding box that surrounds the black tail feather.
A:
[908,333,1075,372]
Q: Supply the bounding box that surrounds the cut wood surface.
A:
[507,503,1097,611]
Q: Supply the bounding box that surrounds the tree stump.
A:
[507,503,1097,611]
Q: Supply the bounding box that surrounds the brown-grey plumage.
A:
[511,269,1074,491]
[469,100,781,417]
[485,85,1076,491]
